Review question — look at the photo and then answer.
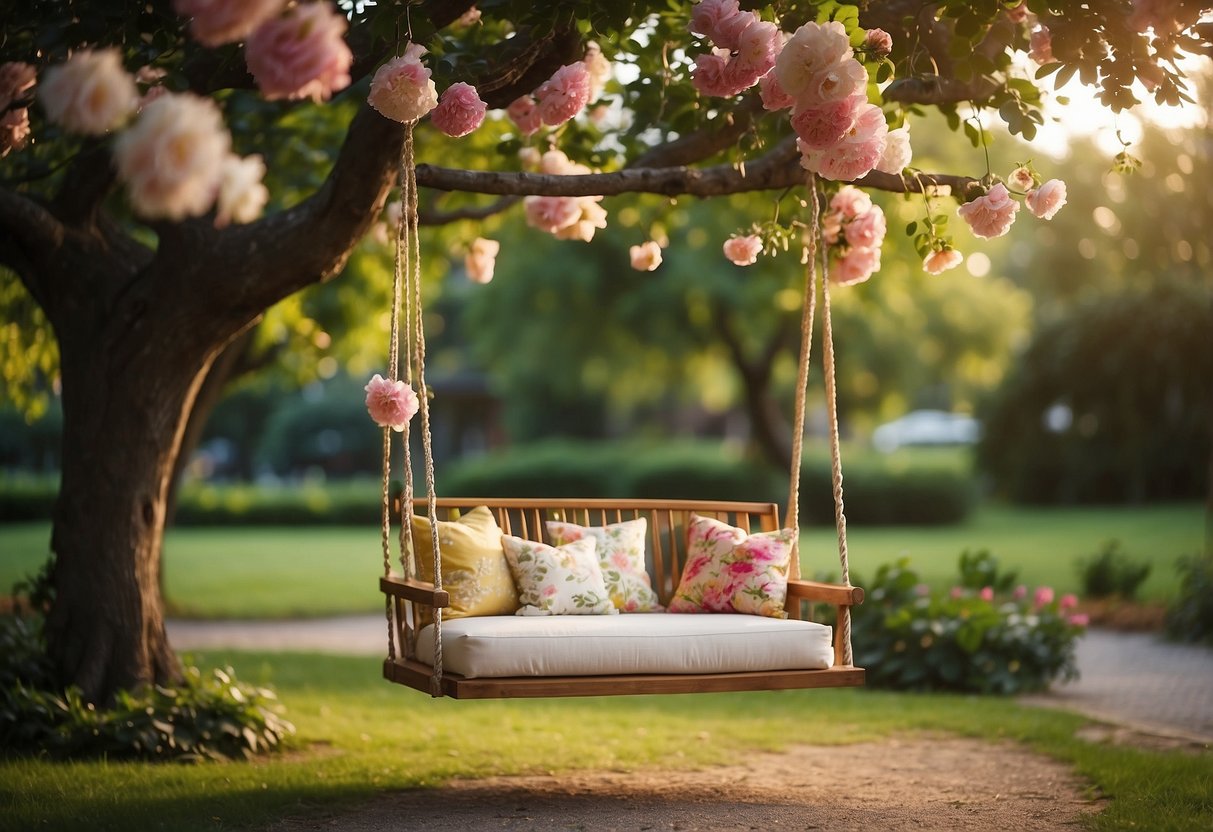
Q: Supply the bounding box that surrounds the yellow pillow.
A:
[413,506,518,619]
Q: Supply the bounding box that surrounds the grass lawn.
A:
[2,651,1211,832]
[0,502,1203,618]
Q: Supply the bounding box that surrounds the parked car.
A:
[872,410,981,453]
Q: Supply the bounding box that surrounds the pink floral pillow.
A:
[668,515,796,619]
[547,518,662,612]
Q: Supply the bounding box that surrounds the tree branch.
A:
[418,194,521,225]
[630,95,766,169]
[0,188,66,310]
[52,141,118,228]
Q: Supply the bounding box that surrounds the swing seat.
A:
[381,498,864,699]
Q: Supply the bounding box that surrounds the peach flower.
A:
[40,49,138,135]
[1007,165,1035,192]
[113,93,230,220]
[518,147,541,169]
[876,124,912,174]
[723,235,762,266]
[923,248,963,275]
[246,1,352,102]
[174,0,287,47]
[465,237,500,284]
[431,82,486,137]
[215,154,269,227]
[583,42,611,100]
[957,183,1020,239]
[554,198,608,243]
[523,195,581,234]
[830,245,881,285]
[629,241,663,272]
[1025,179,1067,220]
[506,95,542,136]
[364,374,418,431]
[535,62,591,126]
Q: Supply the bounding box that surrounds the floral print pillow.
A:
[547,518,662,612]
[668,515,795,619]
[501,535,617,616]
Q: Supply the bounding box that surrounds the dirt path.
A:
[267,737,1101,831]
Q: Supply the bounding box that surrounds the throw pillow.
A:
[668,514,795,618]
[413,506,518,619]
[547,518,662,612]
[501,535,617,616]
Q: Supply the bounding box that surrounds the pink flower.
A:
[723,235,762,266]
[957,183,1020,239]
[1013,584,1028,601]
[40,49,138,135]
[523,195,581,234]
[758,72,794,111]
[735,19,780,76]
[1025,179,1067,220]
[0,108,31,157]
[1060,593,1078,611]
[865,28,893,57]
[553,198,608,242]
[690,0,754,51]
[979,586,995,602]
[692,51,736,98]
[543,584,558,597]
[1007,165,1035,192]
[829,185,873,219]
[246,2,352,102]
[1069,613,1090,627]
[923,248,963,275]
[1034,586,1055,608]
[950,586,965,600]
[843,204,886,250]
[174,0,286,47]
[535,63,591,127]
[830,245,881,285]
[214,154,268,227]
[1029,26,1054,64]
[876,124,912,174]
[1129,0,1184,35]
[915,583,931,597]
[727,561,758,577]
[1006,2,1030,23]
[113,93,231,220]
[506,95,542,136]
[583,42,611,100]
[775,21,855,106]
[364,373,419,432]
[0,61,36,106]
[798,103,888,182]
[629,241,663,272]
[368,47,437,123]
[465,237,499,284]
[790,94,861,150]
[612,551,630,569]
[518,147,541,169]
[431,82,486,137]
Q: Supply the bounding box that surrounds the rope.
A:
[783,175,821,581]
[818,201,853,668]
[396,128,419,660]
[401,124,446,698]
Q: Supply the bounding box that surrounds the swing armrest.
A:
[786,579,864,606]
[380,576,450,608]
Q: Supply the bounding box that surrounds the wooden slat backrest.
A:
[412,497,783,607]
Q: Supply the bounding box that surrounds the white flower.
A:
[40,49,138,135]
[215,154,268,226]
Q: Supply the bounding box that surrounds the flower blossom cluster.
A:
[40,49,138,135]
[506,55,595,136]
[689,0,781,98]
[0,62,36,157]
[364,374,419,432]
[246,2,352,102]
[522,150,607,243]
[823,186,887,285]
[956,169,1067,241]
[430,81,487,137]
[173,0,286,47]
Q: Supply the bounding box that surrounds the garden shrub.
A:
[1165,553,1213,646]
[619,443,783,503]
[851,553,1086,694]
[798,462,975,526]
[439,440,620,497]
[1076,539,1151,600]
[957,548,1019,593]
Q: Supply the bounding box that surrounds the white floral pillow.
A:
[547,518,662,612]
[668,515,795,619]
[501,535,617,616]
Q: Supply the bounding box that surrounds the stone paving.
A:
[167,617,1213,745]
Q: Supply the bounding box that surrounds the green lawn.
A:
[2,651,1211,832]
[0,503,1203,618]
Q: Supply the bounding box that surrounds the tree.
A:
[1,0,1208,704]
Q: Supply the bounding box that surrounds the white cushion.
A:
[415,613,834,678]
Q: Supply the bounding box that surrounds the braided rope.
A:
[818,201,853,668]
[784,175,821,581]
[396,127,419,659]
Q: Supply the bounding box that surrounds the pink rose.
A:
[1029,26,1054,64]
[246,2,352,102]
[523,195,581,234]
[829,185,873,219]
[1069,613,1090,627]
[980,586,995,602]
[1025,179,1067,220]
[506,95,542,136]
[775,21,854,105]
[723,235,762,266]
[113,93,231,220]
[629,241,663,272]
[535,62,591,127]
[923,248,963,275]
[40,49,138,135]
[174,0,287,47]
[553,198,608,243]
[830,245,881,285]
[583,42,611,100]
[465,237,499,284]
[368,47,437,123]
[790,94,861,150]
[689,0,744,47]
[758,72,794,111]
[1060,593,1078,611]
[431,82,486,137]
[798,103,888,182]
[1007,165,1035,192]
[1034,586,1055,608]
[957,183,1020,239]
[843,204,886,250]
[864,28,893,57]
[735,19,780,77]
[876,124,912,174]
[364,373,419,432]
[214,154,268,227]
[691,51,734,98]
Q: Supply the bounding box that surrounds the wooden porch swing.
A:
[376,124,864,699]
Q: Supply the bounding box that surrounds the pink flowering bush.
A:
[957,183,1020,239]
[39,48,138,135]
[246,2,352,102]
[174,0,286,47]
[722,235,762,266]
[364,374,418,431]
[629,241,663,271]
[823,185,886,286]
[368,44,438,123]
[431,82,486,137]
[535,62,591,126]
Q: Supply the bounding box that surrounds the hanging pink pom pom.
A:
[365,374,419,432]
[430,82,486,137]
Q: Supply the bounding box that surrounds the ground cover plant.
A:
[2,650,1211,832]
